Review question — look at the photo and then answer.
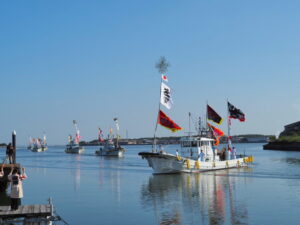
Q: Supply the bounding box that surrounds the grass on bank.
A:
[271,134,300,142]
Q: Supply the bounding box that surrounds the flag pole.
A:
[227,99,231,159]
[153,57,169,153]
[206,100,208,131]
[152,76,162,153]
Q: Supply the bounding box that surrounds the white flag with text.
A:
[160,82,172,109]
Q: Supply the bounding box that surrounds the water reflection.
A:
[98,159,122,203]
[71,155,81,191]
[284,158,300,165]
[141,170,250,225]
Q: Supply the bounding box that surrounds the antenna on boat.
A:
[198,116,201,135]
[152,57,170,153]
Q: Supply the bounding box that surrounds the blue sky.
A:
[1,0,300,145]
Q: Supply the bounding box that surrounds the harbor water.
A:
[1,143,300,225]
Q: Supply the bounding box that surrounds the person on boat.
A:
[199,150,205,162]
[68,135,73,144]
[0,165,4,178]
[176,149,179,157]
[231,147,237,159]
[6,143,14,164]
[220,147,226,161]
[213,147,218,161]
[8,166,27,210]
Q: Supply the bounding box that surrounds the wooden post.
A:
[12,131,16,164]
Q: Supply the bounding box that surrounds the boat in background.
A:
[95,118,125,157]
[65,120,84,154]
[31,134,48,152]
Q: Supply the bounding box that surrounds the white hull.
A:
[139,152,253,174]
[95,148,124,157]
[65,145,84,154]
[31,146,48,152]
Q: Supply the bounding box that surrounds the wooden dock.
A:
[0,204,52,219]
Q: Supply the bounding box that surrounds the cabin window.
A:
[181,140,199,147]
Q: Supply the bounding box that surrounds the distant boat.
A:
[95,118,125,157]
[95,139,125,157]
[31,134,48,152]
[65,120,84,154]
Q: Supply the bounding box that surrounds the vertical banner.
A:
[160,82,172,109]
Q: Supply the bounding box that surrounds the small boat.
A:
[65,142,84,154]
[95,118,125,157]
[65,120,85,154]
[95,139,125,157]
[31,135,48,152]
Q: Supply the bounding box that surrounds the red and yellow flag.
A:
[157,110,182,132]
[207,105,223,125]
[207,122,224,146]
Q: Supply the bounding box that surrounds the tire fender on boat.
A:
[195,161,200,169]
[185,159,190,169]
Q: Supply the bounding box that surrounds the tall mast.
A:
[206,100,208,132]
[227,99,231,158]
[114,117,120,147]
[188,112,191,138]
[152,57,169,152]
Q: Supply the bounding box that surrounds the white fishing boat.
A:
[139,136,253,174]
[138,58,253,174]
[65,142,84,154]
[65,120,85,154]
[95,139,125,157]
[31,135,48,152]
[95,118,125,157]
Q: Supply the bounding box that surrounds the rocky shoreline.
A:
[263,141,300,151]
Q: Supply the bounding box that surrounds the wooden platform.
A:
[0,204,52,219]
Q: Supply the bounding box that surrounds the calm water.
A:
[1,144,300,225]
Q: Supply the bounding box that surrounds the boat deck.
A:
[0,204,52,219]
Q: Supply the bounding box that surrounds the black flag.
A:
[228,102,245,122]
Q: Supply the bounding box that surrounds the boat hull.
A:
[31,146,48,152]
[95,148,125,157]
[139,152,253,174]
[65,146,84,154]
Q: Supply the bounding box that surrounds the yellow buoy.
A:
[195,161,200,169]
[186,159,190,169]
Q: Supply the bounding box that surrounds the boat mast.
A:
[114,118,120,147]
[43,132,47,146]
[73,120,80,144]
[189,112,191,138]
[198,116,201,136]
[206,100,208,133]
[152,57,169,153]
[227,99,231,159]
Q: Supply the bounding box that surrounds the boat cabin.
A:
[180,136,218,161]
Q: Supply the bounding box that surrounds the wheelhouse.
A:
[180,136,215,161]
